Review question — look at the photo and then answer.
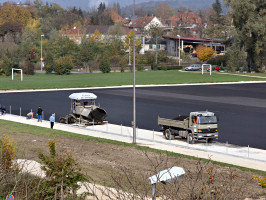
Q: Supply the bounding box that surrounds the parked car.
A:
[207,65,220,72]
[185,64,202,71]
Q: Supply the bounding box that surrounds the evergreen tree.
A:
[117,2,121,15]
[78,7,83,18]
[98,2,106,14]
[212,0,222,17]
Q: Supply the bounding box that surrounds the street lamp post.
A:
[177,35,181,66]
[41,34,44,72]
[132,0,136,144]
[129,36,131,65]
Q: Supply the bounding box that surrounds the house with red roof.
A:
[128,16,164,32]
[168,12,203,37]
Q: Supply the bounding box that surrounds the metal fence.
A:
[1,105,265,163]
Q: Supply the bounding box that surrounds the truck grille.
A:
[200,128,217,133]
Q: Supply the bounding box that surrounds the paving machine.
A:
[60,92,107,125]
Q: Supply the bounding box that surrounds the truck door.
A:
[192,116,197,124]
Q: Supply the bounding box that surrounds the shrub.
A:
[20,60,34,75]
[99,59,111,73]
[136,64,144,71]
[136,54,147,65]
[38,139,86,199]
[220,62,225,70]
[54,55,74,75]
[207,55,228,67]
[157,65,182,70]
[161,63,167,71]
[145,51,156,65]
[119,57,128,72]
[0,135,16,172]
[0,54,18,76]
[157,51,169,63]
[88,60,99,71]
[151,63,158,70]
[196,45,214,62]
[44,52,55,73]
[225,45,246,72]
[253,175,266,188]
[110,55,121,70]
[0,62,4,75]
[44,63,54,73]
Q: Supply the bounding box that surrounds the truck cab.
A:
[189,111,218,142]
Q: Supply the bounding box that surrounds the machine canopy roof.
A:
[148,166,185,185]
[69,92,97,100]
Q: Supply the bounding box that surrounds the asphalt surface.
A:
[0,83,266,149]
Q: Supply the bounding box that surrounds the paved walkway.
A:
[1,114,265,172]
[179,70,266,79]
[221,72,266,79]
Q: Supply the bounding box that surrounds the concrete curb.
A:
[1,81,266,93]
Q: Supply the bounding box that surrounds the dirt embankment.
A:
[4,132,266,199]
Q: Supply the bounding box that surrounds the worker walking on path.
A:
[49,113,55,129]
[37,106,43,122]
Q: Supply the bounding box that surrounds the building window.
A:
[156,44,160,49]
[149,44,153,49]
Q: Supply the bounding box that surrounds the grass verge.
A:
[0,71,265,90]
[0,119,265,176]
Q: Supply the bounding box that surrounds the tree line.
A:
[0,0,264,75]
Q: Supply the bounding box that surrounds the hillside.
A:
[14,0,218,11]
[122,0,218,14]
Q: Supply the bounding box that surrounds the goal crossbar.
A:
[202,64,212,75]
[12,68,23,81]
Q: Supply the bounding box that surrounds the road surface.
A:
[0,83,265,149]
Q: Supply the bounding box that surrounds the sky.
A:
[0,0,218,11]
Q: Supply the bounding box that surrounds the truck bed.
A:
[158,116,189,129]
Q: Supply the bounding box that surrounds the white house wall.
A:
[144,44,166,51]
[144,17,164,31]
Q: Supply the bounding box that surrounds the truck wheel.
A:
[187,133,194,144]
[207,138,213,143]
[165,129,172,140]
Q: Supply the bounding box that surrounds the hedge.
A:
[157,65,183,70]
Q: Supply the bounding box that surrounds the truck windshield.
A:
[198,116,217,124]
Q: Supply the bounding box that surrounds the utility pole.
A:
[155,33,158,64]
[132,0,136,144]
[177,35,181,66]
[129,36,131,65]
[41,35,44,72]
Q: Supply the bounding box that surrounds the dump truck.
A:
[60,92,107,125]
[158,111,218,144]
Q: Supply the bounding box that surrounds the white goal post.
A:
[12,68,23,81]
[202,64,212,75]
